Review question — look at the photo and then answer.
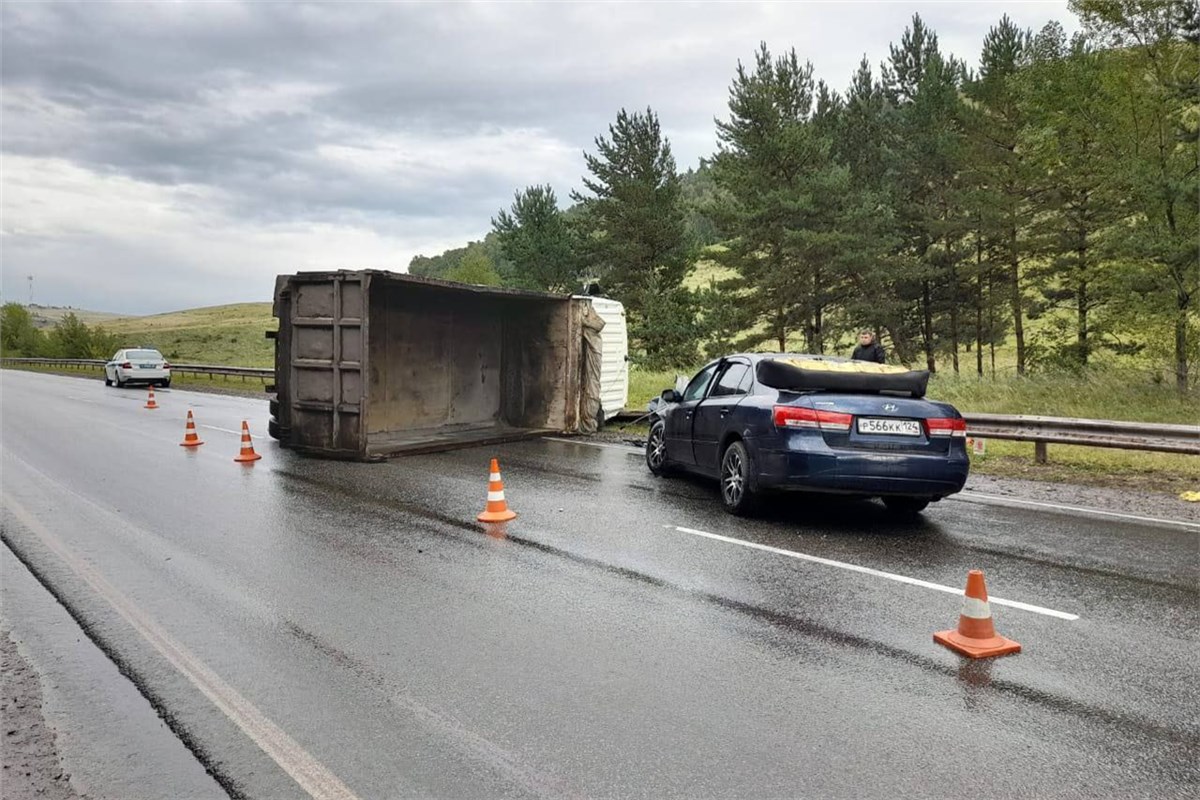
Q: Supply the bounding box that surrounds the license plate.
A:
[138,364,156,369]
[857,418,921,436]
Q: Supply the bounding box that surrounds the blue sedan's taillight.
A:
[773,405,852,432]
[925,417,967,438]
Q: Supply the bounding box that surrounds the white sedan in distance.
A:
[105,348,172,388]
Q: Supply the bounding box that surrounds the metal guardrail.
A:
[0,357,273,381]
[961,413,1199,461]
[4,358,1197,460]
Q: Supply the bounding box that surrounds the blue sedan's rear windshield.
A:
[126,350,162,360]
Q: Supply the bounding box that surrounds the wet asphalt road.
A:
[1,369,1197,799]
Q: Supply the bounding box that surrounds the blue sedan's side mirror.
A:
[661,389,683,404]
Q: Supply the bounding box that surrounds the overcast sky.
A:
[1,1,1078,315]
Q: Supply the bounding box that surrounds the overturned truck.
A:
[267,270,627,460]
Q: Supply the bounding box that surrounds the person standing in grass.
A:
[851,330,886,363]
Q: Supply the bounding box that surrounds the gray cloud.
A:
[1,1,1074,314]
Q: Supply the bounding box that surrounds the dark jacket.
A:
[851,341,886,363]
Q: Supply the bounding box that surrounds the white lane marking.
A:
[200,424,244,435]
[668,525,1080,620]
[3,496,360,800]
[952,493,1200,531]
[544,438,1198,532]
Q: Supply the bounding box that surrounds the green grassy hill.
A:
[104,303,276,367]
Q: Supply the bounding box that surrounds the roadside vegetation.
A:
[0,302,275,366]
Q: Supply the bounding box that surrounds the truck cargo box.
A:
[270,270,614,459]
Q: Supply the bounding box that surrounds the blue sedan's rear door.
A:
[692,360,752,473]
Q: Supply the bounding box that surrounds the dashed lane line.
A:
[200,424,244,435]
[668,524,1080,620]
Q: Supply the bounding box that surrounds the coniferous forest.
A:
[409,2,1197,392]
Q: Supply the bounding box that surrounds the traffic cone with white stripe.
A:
[233,420,262,463]
[477,458,516,523]
[144,386,159,409]
[934,570,1021,658]
[179,410,204,447]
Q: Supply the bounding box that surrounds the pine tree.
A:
[491,185,579,292]
[965,15,1037,374]
[712,44,861,354]
[887,16,972,372]
[572,107,689,300]
[834,58,916,363]
[573,107,695,366]
[1019,25,1122,366]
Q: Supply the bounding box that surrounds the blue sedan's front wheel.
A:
[721,441,758,516]
[646,420,670,476]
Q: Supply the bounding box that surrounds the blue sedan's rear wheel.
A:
[721,441,758,516]
[646,420,670,476]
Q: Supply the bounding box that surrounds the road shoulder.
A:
[0,544,227,800]
[960,472,1200,524]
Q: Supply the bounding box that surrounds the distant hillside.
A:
[25,305,124,330]
[105,303,276,366]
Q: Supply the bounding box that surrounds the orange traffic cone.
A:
[233,420,262,463]
[935,570,1021,658]
[477,458,517,523]
[179,410,204,447]
[144,386,159,409]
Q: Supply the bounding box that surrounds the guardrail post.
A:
[1035,441,1048,464]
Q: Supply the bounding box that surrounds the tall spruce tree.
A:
[834,58,916,363]
[965,15,1037,374]
[1019,25,1122,366]
[573,107,695,367]
[573,107,689,298]
[886,16,971,372]
[712,44,862,354]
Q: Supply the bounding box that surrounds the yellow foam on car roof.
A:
[776,358,914,375]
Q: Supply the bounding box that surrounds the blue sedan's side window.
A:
[710,363,750,398]
[683,364,720,402]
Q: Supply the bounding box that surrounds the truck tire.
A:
[268,418,281,441]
